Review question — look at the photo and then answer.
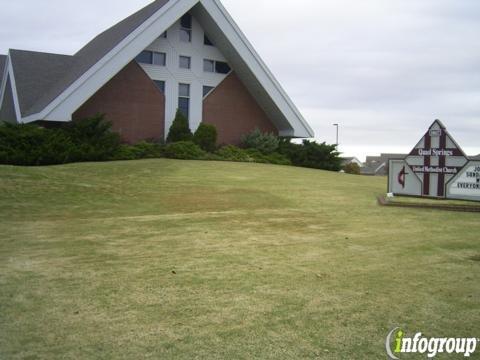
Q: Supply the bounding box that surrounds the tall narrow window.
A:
[154,80,165,93]
[135,51,153,64]
[179,56,191,69]
[153,52,166,66]
[204,35,214,46]
[178,83,190,119]
[180,28,191,42]
[203,86,215,97]
[215,61,231,74]
[203,59,215,73]
[203,59,231,74]
[181,13,192,28]
[135,51,166,66]
[180,13,192,42]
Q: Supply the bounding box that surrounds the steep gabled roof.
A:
[22,0,170,117]
[0,55,6,86]
[5,0,313,138]
[192,1,312,137]
[75,0,170,60]
[9,50,74,116]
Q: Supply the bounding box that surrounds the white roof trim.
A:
[19,0,314,138]
[203,0,313,137]
[0,55,9,108]
[374,162,386,174]
[21,0,196,123]
[3,52,22,122]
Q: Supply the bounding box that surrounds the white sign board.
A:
[387,120,478,201]
[446,161,480,201]
[388,160,422,196]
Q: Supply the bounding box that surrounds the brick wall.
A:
[202,72,277,145]
[73,61,165,144]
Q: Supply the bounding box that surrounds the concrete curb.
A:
[377,195,480,213]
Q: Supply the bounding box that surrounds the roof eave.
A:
[21,0,314,138]
[195,0,314,138]
[2,51,22,122]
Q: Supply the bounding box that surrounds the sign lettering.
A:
[447,161,480,200]
[411,166,460,174]
[388,120,478,201]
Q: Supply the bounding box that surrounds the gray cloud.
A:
[1,0,479,159]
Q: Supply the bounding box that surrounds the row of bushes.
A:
[163,112,341,170]
[0,111,341,171]
[114,141,292,166]
[0,116,120,166]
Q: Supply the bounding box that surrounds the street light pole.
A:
[333,124,339,146]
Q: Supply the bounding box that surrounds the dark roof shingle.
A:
[0,54,7,87]
[9,50,74,116]
[13,0,170,117]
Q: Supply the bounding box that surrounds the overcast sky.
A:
[1,0,479,160]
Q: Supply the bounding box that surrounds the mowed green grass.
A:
[0,159,479,359]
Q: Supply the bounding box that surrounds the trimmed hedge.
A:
[215,145,291,166]
[0,118,341,172]
[245,149,291,166]
[241,128,279,154]
[114,142,165,161]
[279,139,341,171]
[164,141,207,160]
[64,115,122,162]
[0,115,121,166]
[0,124,74,166]
[193,123,217,152]
[215,145,251,162]
[166,110,192,143]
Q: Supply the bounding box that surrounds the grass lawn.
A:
[0,159,479,359]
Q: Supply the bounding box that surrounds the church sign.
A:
[388,120,479,201]
[446,162,480,201]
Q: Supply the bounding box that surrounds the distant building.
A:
[340,157,363,168]
[361,153,406,176]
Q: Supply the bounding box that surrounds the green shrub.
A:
[35,129,77,165]
[0,115,121,166]
[167,110,193,143]
[279,139,341,171]
[245,149,292,166]
[202,152,223,161]
[241,128,280,154]
[216,145,252,162]
[128,141,164,159]
[260,152,292,166]
[215,145,291,166]
[64,114,121,162]
[112,145,140,161]
[113,142,165,161]
[244,148,269,163]
[164,141,206,160]
[343,162,361,175]
[0,123,76,165]
[193,123,217,152]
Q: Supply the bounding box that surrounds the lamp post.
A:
[333,123,339,146]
